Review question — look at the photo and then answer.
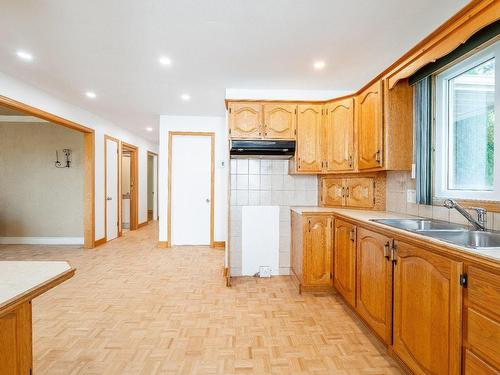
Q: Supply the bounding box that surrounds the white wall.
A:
[159,115,228,243]
[225,88,353,101]
[0,72,158,242]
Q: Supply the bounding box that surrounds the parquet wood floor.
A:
[0,223,403,375]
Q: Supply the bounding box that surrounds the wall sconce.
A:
[55,149,72,168]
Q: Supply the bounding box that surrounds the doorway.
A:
[121,142,138,232]
[168,132,214,246]
[147,151,158,222]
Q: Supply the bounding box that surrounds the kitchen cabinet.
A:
[228,102,296,140]
[463,265,500,373]
[357,80,384,170]
[291,212,332,292]
[296,104,323,173]
[356,227,393,343]
[333,219,356,307]
[321,177,375,209]
[392,241,463,375]
[263,103,296,139]
[325,97,355,172]
[228,102,262,139]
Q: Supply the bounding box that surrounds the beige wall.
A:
[0,122,84,237]
[147,154,154,210]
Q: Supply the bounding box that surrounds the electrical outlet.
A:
[407,189,416,204]
[259,266,271,278]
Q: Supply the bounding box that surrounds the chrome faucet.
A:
[443,199,487,231]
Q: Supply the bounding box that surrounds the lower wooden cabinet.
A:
[463,265,500,373]
[0,302,32,375]
[392,241,463,375]
[355,227,393,344]
[333,219,356,307]
[291,212,332,292]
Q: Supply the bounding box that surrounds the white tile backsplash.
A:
[229,159,318,275]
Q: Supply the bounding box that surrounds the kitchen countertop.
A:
[0,261,75,312]
[290,206,500,264]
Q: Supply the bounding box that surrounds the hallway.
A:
[0,223,401,375]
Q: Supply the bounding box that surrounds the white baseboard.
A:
[0,237,84,245]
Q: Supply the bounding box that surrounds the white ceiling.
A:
[0,0,469,142]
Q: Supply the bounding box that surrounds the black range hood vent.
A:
[230,140,295,159]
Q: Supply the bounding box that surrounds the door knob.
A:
[107,197,112,200]
[206,198,210,203]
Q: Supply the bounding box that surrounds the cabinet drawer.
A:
[467,266,500,317]
[464,349,498,375]
[467,307,500,369]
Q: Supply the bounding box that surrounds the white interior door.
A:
[153,155,158,220]
[106,139,119,240]
[171,135,212,245]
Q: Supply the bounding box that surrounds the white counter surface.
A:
[290,206,500,263]
[0,261,73,309]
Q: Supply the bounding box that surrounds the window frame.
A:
[434,41,500,201]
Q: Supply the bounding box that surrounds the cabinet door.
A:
[393,241,463,375]
[321,178,344,206]
[333,220,356,306]
[263,104,297,139]
[357,80,383,170]
[356,227,392,343]
[296,104,323,172]
[325,98,355,172]
[228,103,262,139]
[345,178,374,208]
[304,215,332,286]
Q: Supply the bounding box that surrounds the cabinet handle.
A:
[349,228,356,242]
[375,150,381,163]
[390,240,397,264]
[345,187,350,198]
[298,157,301,169]
[348,155,353,168]
[341,186,345,198]
[325,161,329,169]
[384,241,390,260]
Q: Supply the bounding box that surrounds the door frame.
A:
[104,135,120,241]
[147,150,159,222]
[0,95,95,248]
[167,131,215,247]
[121,142,139,231]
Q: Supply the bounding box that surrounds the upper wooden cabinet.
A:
[325,98,355,172]
[333,219,356,307]
[393,241,463,375]
[356,227,393,344]
[296,104,323,173]
[228,102,296,140]
[357,80,384,170]
[228,102,262,139]
[263,104,297,139]
[321,176,376,209]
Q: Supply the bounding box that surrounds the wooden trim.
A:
[94,237,106,247]
[138,221,148,228]
[0,95,95,248]
[157,241,169,248]
[433,197,500,213]
[168,131,215,247]
[104,135,120,242]
[212,241,226,249]
[122,142,139,231]
[0,266,75,317]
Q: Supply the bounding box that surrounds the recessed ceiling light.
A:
[158,56,172,66]
[85,91,97,99]
[16,50,33,61]
[146,127,153,132]
[181,94,191,101]
[313,60,326,70]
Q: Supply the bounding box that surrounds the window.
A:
[435,41,499,200]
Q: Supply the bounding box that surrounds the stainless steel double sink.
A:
[371,218,500,250]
